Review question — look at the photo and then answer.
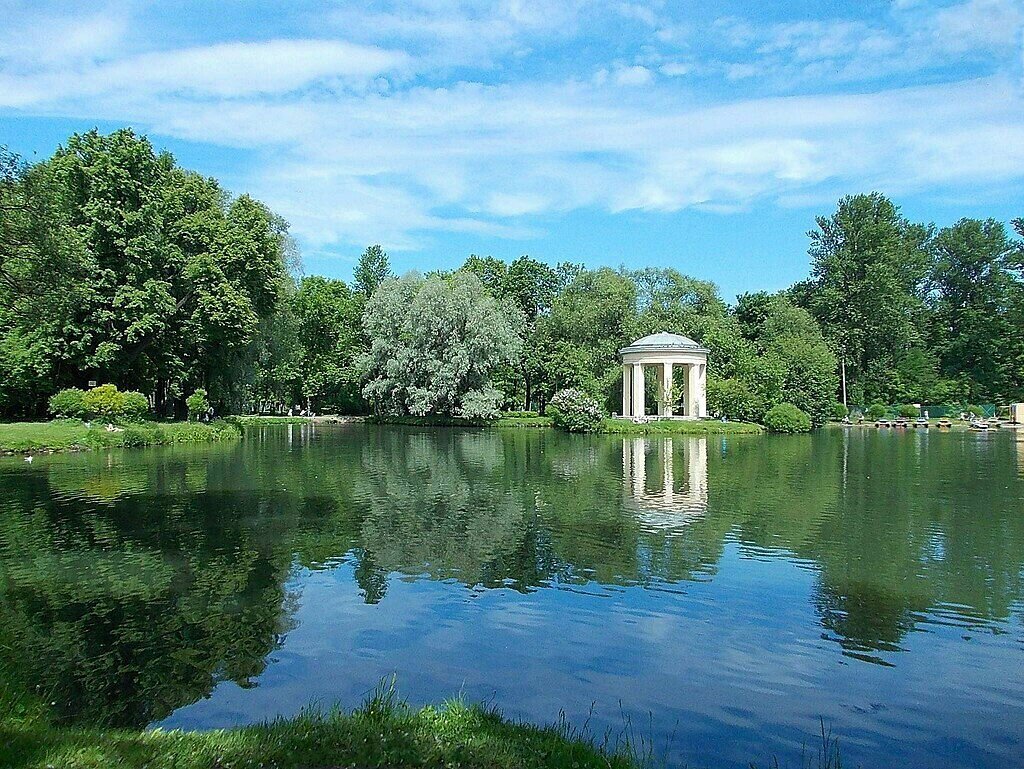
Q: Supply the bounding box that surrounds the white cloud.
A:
[614,65,653,86]
[0,39,408,107]
[1,1,1023,257]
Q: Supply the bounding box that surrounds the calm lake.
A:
[1,425,1023,768]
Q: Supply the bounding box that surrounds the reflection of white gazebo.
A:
[622,437,708,529]
[619,332,708,419]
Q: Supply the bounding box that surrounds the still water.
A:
[1,425,1023,767]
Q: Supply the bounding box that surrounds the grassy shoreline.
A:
[598,418,763,435]
[2,689,639,769]
[0,419,241,454]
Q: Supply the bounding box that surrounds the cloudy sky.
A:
[1,0,1022,298]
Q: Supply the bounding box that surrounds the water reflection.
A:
[1,428,1023,768]
[622,437,708,531]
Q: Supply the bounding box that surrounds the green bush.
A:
[119,425,151,448]
[966,404,985,418]
[119,391,150,421]
[83,384,125,420]
[548,388,604,433]
[897,404,920,419]
[48,388,87,419]
[865,402,888,420]
[707,377,766,423]
[831,402,849,420]
[763,402,812,433]
[186,388,210,421]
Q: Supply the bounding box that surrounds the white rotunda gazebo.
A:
[619,332,708,419]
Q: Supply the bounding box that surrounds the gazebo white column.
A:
[621,366,630,417]
[659,362,674,417]
[687,364,700,418]
[630,362,645,417]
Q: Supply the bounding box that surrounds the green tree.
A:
[927,218,1022,402]
[797,193,932,404]
[293,276,365,413]
[361,272,521,417]
[535,268,638,410]
[353,244,392,297]
[0,130,291,417]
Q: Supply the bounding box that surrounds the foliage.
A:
[966,404,986,418]
[120,391,150,421]
[599,418,762,434]
[548,388,604,432]
[866,402,888,420]
[794,193,932,404]
[0,130,291,419]
[0,419,240,453]
[763,403,812,433]
[361,272,521,417]
[353,244,393,297]
[897,404,920,418]
[186,389,210,421]
[832,402,849,420]
[48,388,87,419]
[293,276,365,412]
[707,377,766,422]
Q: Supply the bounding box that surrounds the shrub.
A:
[965,404,985,418]
[548,388,604,433]
[897,404,920,419]
[831,402,849,420]
[186,388,210,421]
[48,388,87,419]
[83,384,126,420]
[865,402,888,420]
[707,377,766,423]
[119,391,150,421]
[763,402,812,433]
[119,425,152,448]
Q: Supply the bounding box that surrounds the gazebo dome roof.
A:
[619,332,708,356]
[628,332,700,349]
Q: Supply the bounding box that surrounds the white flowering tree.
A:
[361,271,522,418]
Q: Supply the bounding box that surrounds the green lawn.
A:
[1,685,638,769]
[0,420,241,454]
[599,418,763,435]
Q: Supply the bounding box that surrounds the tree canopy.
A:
[2,130,1022,422]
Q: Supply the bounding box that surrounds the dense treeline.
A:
[1,130,1022,423]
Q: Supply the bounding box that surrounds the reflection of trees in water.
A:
[0,452,302,728]
[716,431,1024,660]
[354,429,532,592]
[2,427,1023,726]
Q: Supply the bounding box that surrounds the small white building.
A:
[619,332,708,419]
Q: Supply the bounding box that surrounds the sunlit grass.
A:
[600,418,763,435]
[0,420,241,453]
[1,681,640,769]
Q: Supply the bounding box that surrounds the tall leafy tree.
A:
[361,272,521,417]
[353,244,392,297]
[928,218,1023,401]
[797,193,932,404]
[293,276,366,412]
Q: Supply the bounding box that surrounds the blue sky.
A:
[1,1,1022,300]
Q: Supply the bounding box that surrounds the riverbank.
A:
[1,690,637,769]
[368,414,762,434]
[0,419,241,454]
[599,418,763,435]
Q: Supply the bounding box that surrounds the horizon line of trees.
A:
[2,129,1022,425]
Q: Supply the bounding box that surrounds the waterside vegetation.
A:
[0,419,241,454]
[3,131,1022,431]
[1,682,640,769]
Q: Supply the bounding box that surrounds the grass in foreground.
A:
[1,683,640,769]
[599,418,763,435]
[0,419,241,454]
